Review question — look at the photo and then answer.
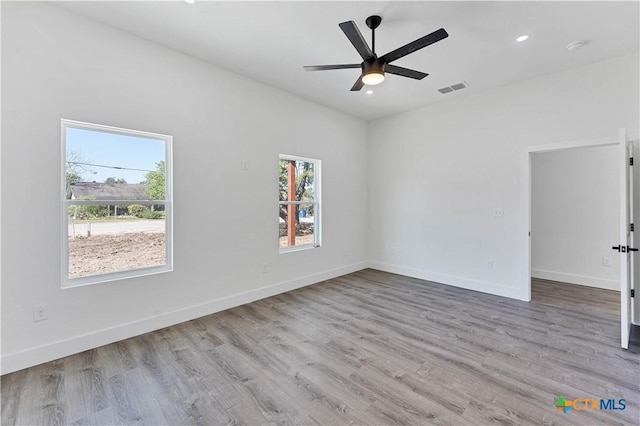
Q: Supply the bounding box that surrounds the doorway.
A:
[524,132,638,348]
[530,144,620,315]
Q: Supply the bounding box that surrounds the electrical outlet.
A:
[487,260,494,269]
[242,160,249,171]
[33,304,48,322]
[493,208,504,218]
[602,257,611,267]
[262,262,268,273]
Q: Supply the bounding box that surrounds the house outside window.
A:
[279,155,320,252]
[62,119,172,287]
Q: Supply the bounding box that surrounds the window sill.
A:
[62,264,172,289]
[279,244,320,254]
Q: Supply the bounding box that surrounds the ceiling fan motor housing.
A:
[362,58,385,75]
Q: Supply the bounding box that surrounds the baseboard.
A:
[1,262,368,375]
[367,261,528,301]
[531,269,619,291]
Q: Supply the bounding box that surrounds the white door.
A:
[617,128,636,349]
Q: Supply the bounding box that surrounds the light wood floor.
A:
[2,269,639,425]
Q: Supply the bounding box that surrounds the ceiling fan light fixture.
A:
[362,60,385,86]
[362,71,385,85]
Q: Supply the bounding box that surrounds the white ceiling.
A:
[57,1,639,121]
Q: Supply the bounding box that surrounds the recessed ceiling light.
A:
[366,90,373,95]
[184,0,195,4]
[516,34,529,42]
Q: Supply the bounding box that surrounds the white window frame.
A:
[279,154,321,253]
[61,119,173,288]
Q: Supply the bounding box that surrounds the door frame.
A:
[620,129,634,348]
[522,132,637,302]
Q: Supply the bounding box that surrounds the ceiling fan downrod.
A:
[365,15,382,55]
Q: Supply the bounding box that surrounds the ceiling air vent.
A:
[438,81,469,94]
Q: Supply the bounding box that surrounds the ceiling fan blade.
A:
[385,64,428,80]
[339,21,375,61]
[380,28,448,64]
[303,64,361,71]
[350,75,365,91]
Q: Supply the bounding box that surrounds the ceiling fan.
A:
[304,15,448,91]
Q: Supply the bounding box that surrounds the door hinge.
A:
[631,157,634,166]
[632,223,635,232]
[632,289,635,298]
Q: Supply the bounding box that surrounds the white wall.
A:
[0,2,369,374]
[367,52,639,301]
[531,146,619,290]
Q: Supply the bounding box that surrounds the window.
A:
[279,155,320,252]
[62,119,172,287]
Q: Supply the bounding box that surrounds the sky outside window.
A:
[66,127,165,184]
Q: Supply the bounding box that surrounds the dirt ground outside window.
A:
[68,232,165,278]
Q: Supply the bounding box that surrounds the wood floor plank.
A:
[70,406,116,426]
[2,269,639,425]
[0,369,26,425]
[16,359,68,426]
